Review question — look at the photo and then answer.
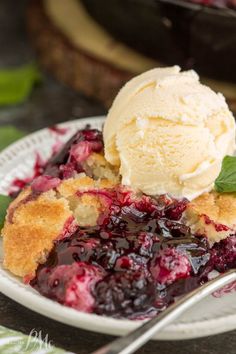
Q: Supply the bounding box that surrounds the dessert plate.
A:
[0,116,236,340]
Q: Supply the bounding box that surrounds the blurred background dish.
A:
[82,0,236,81]
[27,0,236,111]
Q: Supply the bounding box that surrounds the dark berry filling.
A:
[209,236,236,272]
[94,272,157,318]
[31,188,231,319]
[9,127,103,197]
[44,128,103,180]
[187,0,236,10]
[32,262,105,312]
[8,127,104,221]
[31,176,61,193]
[11,127,235,319]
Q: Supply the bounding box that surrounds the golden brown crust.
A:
[85,153,120,182]
[186,192,236,244]
[2,189,74,278]
[58,175,118,227]
[57,174,117,198]
[73,194,104,227]
[6,187,32,222]
[2,173,119,279]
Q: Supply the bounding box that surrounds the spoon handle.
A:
[92,269,236,354]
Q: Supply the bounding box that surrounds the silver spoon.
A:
[92,269,236,354]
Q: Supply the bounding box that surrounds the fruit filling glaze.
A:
[188,0,236,9]
[14,128,236,319]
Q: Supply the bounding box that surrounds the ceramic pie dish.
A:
[0,117,236,340]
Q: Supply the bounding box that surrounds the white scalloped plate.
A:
[0,116,236,340]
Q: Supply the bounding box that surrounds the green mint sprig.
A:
[215,155,236,193]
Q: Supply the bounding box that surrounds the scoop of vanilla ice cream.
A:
[103,66,236,199]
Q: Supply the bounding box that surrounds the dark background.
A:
[0,1,235,353]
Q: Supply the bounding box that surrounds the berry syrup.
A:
[32,188,224,318]
[12,127,235,318]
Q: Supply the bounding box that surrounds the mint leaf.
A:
[0,63,41,106]
[215,155,236,193]
[0,195,12,229]
[0,126,25,151]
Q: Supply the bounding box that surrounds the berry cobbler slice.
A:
[2,128,236,319]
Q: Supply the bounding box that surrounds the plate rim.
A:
[0,116,236,340]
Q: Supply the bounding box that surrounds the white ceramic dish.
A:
[0,116,236,340]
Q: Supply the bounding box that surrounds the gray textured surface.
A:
[0,1,235,353]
